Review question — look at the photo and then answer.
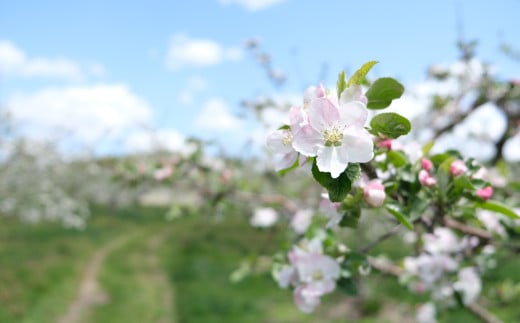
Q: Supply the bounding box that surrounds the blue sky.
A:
[1,0,519,156]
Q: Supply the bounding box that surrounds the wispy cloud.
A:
[177,75,208,105]
[165,33,242,70]
[217,0,286,11]
[195,98,243,131]
[0,40,104,81]
[7,84,152,149]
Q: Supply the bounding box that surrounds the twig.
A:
[467,302,504,323]
[443,217,492,241]
[367,256,403,276]
[359,225,402,254]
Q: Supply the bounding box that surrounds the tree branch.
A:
[443,217,492,241]
[359,225,402,254]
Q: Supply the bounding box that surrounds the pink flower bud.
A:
[421,158,433,171]
[419,169,437,187]
[363,181,386,207]
[476,186,493,200]
[450,160,467,176]
[377,139,393,150]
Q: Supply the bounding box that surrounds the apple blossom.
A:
[416,302,437,323]
[421,158,433,171]
[250,207,278,228]
[376,138,393,150]
[266,128,298,171]
[292,90,374,178]
[419,169,437,187]
[291,209,314,234]
[363,180,386,207]
[319,193,342,228]
[450,159,467,176]
[453,267,482,305]
[154,165,173,181]
[476,186,493,200]
[284,237,341,313]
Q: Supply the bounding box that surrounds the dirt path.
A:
[56,235,131,323]
[146,229,176,323]
[56,229,175,323]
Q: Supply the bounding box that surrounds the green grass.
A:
[1,205,519,323]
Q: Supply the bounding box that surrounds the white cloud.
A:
[7,84,152,149]
[0,40,103,81]
[218,0,286,11]
[165,33,243,70]
[123,129,195,155]
[195,98,243,131]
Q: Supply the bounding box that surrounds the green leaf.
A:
[366,77,404,109]
[339,207,361,228]
[336,71,347,100]
[421,141,435,156]
[477,200,519,219]
[385,204,413,230]
[311,161,352,202]
[347,61,378,87]
[386,150,408,168]
[278,156,299,176]
[370,112,411,139]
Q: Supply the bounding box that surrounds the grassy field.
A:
[1,205,519,323]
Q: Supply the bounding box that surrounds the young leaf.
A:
[337,71,347,100]
[385,204,413,230]
[477,200,519,219]
[311,160,352,202]
[366,77,404,109]
[370,112,411,139]
[347,60,378,87]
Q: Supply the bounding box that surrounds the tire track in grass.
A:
[56,234,132,323]
[146,229,175,323]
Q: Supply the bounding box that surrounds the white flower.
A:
[290,209,314,234]
[250,207,278,228]
[416,302,437,323]
[454,267,482,305]
[319,193,342,228]
[363,180,386,207]
[292,90,373,178]
[423,228,460,254]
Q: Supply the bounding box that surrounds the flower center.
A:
[323,126,343,147]
[282,131,293,146]
[312,270,323,280]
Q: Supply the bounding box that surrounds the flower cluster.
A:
[273,237,341,313]
[267,83,374,178]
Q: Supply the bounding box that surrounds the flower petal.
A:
[339,100,368,127]
[342,126,374,162]
[317,146,349,178]
[266,130,292,154]
[275,151,298,171]
[292,125,321,156]
[308,97,340,132]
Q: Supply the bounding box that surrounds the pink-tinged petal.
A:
[292,125,321,157]
[294,286,320,313]
[421,158,433,171]
[342,126,374,163]
[266,129,293,154]
[289,106,308,130]
[308,97,340,132]
[476,186,493,200]
[317,146,349,178]
[338,100,368,127]
[303,280,337,297]
[275,151,298,172]
[340,85,367,105]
